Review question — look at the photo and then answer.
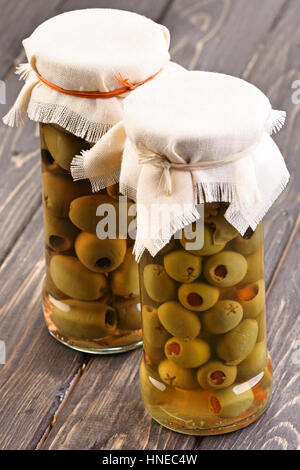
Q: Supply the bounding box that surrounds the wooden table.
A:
[0,0,299,451]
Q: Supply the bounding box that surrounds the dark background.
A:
[0,0,299,450]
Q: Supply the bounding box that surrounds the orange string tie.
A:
[35,68,162,99]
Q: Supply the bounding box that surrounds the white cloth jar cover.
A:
[3,8,170,149]
[76,70,289,259]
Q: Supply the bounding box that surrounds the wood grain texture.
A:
[0,0,64,79]
[0,206,84,449]
[43,349,198,450]
[0,74,42,263]
[165,0,286,74]
[58,0,170,21]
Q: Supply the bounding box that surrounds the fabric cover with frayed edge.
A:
[73,70,289,260]
[2,8,170,143]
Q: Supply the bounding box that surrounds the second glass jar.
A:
[139,203,272,435]
[40,123,142,353]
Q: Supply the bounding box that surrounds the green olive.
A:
[49,255,108,300]
[114,299,142,330]
[178,282,220,311]
[158,359,199,389]
[42,124,89,171]
[43,271,67,300]
[165,337,211,368]
[142,305,170,348]
[204,203,220,219]
[43,209,79,252]
[143,339,166,366]
[256,311,266,342]
[51,299,117,339]
[140,359,172,405]
[210,386,254,418]
[216,319,258,365]
[236,279,265,318]
[157,301,201,340]
[164,250,202,283]
[201,300,243,334]
[204,251,248,288]
[180,224,226,256]
[243,249,264,284]
[111,248,139,298]
[42,172,90,218]
[197,360,237,390]
[237,342,268,382]
[158,238,180,255]
[69,194,134,237]
[143,264,177,303]
[233,228,262,255]
[258,362,272,390]
[75,232,126,273]
[106,183,121,200]
[206,213,239,244]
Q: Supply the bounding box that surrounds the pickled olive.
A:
[206,213,239,244]
[42,124,89,171]
[42,172,90,217]
[216,319,258,365]
[158,238,180,255]
[43,209,79,252]
[258,363,272,390]
[114,299,142,330]
[210,387,254,418]
[157,301,201,340]
[75,232,126,273]
[164,337,211,368]
[178,282,219,312]
[243,250,264,284]
[143,264,177,303]
[140,360,172,405]
[111,248,139,298]
[204,203,220,219]
[163,250,202,283]
[41,149,57,172]
[236,279,265,318]
[201,300,243,334]
[180,224,225,256]
[43,271,67,300]
[196,361,237,390]
[237,342,267,382]
[50,255,108,300]
[106,183,121,200]
[143,339,166,366]
[204,251,248,288]
[256,311,266,342]
[158,359,199,389]
[69,194,134,236]
[142,305,170,347]
[51,299,117,339]
[233,229,261,255]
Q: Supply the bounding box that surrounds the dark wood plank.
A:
[58,0,170,21]
[0,0,64,79]
[165,0,286,74]
[0,74,42,263]
[0,206,85,449]
[43,348,199,450]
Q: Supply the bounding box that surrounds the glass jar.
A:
[40,123,142,353]
[139,203,272,435]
